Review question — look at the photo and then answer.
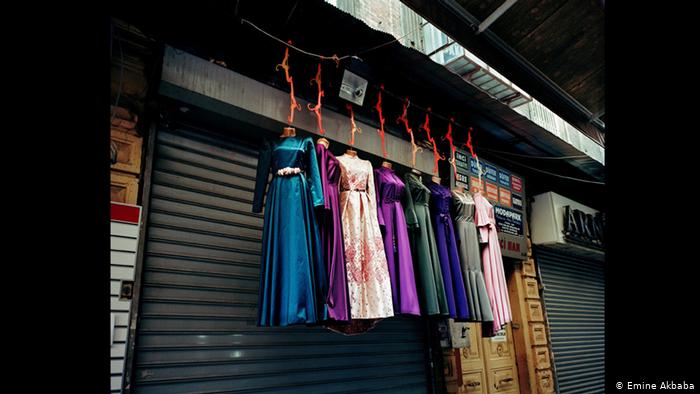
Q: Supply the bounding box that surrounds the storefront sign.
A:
[530,192,604,260]
[469,157,480,175]
[452,149,527,259]
[483,163,498,183]
[563,205,604,249]
[499,169,511,188]
[494,206,524,236]
[470,176,483,194]
[512,194,523,210]
[511,175,523,193]
[454,150,470,189]
[485,182,499,202]
[499,187,511,207]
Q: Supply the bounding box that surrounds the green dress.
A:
[403,172,449,315]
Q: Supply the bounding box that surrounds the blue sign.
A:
[499,169,511,188]
[511,193,523,210]
[469,158,498,183]
[483,163,498,183]
[494,206,523,236]
[469,157,480,175]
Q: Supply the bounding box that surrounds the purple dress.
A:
[316,143,351,321]
[374,166,421,315]
[428,182,470,320]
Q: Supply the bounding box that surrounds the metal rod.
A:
[477,0,519,34]
[426,39,458,57]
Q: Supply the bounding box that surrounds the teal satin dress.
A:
[252,136,328,326]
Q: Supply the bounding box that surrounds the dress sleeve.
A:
[315,143,332,210]
[252,139,272,213]
[403,173,419,229]
[305,137,325,208]
[373,169,385,227]
[473,194,490,243]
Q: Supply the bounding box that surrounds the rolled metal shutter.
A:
[132,126,430,394]
[535,247,604,394]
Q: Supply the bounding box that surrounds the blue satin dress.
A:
[252,136,328,326]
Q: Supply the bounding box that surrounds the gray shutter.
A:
[132,126,430,394]
[535,247,604,394]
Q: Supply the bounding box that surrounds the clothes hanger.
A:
[281,126,296,138]
[411,168,421,175]
[345,148,357,157]
[317,137,329,148]
[381,161,393,169]
[431,175,441,184]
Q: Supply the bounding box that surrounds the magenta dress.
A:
[473,192,512,335]
[316,143,351,321]
[428,182,470,320]
[374,166,421,315]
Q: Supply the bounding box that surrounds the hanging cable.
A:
[241,17,423,64]
[240,16,605,170]
[478,147,590,160]
[483,151,605,185]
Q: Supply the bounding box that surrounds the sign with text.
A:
[499,187,512,207]
[494,206,524,236]
[452,149,527,259]
[469,176,483,194]
[485,182,499,202]
[499,169,511,188]
[511,175,523,193]
[483,162,498,183]
[512,193,523,210]
[563,205,604,250]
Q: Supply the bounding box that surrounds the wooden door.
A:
[443,323,487,393]
[482,323,520,394]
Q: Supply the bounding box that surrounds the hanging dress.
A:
[374,166,421,315]
[403,172,449,316]
[336,154,394,319]
[252,136,328,326]
[316,142,351,321]
[473,192,512,335]
[428,182,470,320]
[451,190,494,322]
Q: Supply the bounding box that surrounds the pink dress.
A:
[473,192,512,335]
[337,154,394,319]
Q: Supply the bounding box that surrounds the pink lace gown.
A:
[336,154,394,319]
[473,192,512,335]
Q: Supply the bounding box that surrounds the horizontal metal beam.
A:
[159,46,436,173]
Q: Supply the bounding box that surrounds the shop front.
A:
[124,46,441,394]
[122,44,534,394]
[530,192,605,393]
[111,2,604,393]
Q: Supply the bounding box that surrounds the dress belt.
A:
[341,188,367,192]
[276,167,303,177]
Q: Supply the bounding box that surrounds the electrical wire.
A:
[478,147,589,160]
[241,17,423,63]
[483,151,606,185]
[240,16,606,178]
